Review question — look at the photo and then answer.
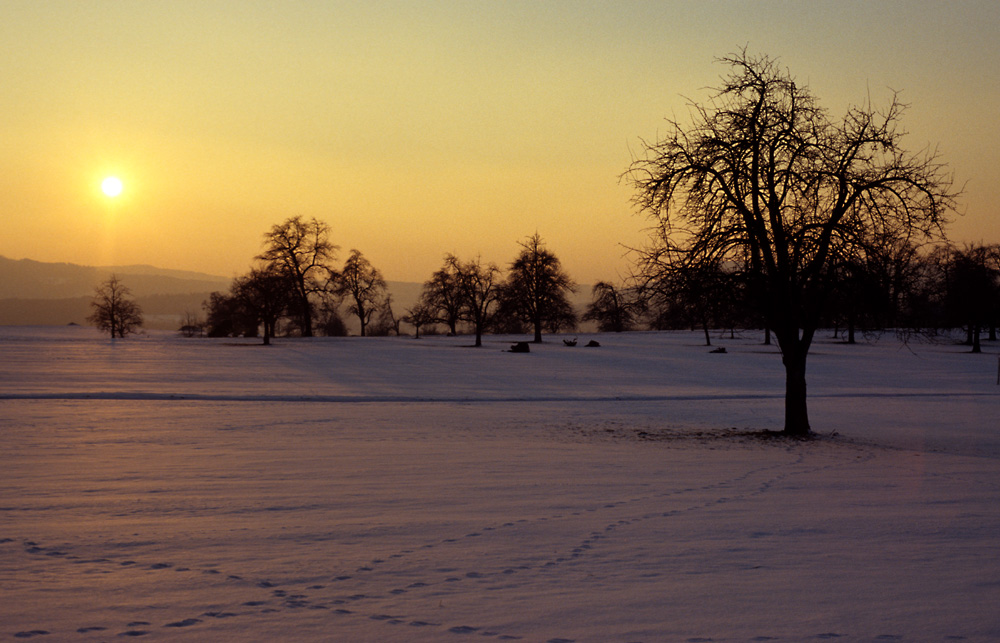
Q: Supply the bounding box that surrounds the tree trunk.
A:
[474,324,483,347]
[763,326,771,345]
[300,301,314,337]
[533,317,543,343]
[702,320,711,346]
[780,341,811,435]
[972,325,982,354]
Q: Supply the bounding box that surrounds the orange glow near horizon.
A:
[2,3,998,283]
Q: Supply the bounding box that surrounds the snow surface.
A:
[2,326,999,642]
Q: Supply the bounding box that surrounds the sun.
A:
[101,176,123,198]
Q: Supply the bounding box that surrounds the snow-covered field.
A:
[2,326,999,642]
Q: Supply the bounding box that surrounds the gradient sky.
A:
[2,1,998,284]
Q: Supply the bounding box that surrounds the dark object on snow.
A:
[509,341,531,353]
[563,338,577,347]
[710,346,727,353]
[585,340,601,347]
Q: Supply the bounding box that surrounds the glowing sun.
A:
[101,176,123,198]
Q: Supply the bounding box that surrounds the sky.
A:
[2,1,998,285]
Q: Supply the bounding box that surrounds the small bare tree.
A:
[334,249,387,337]
[178,310,203,337]
[232,266,292,345]
[420,255,464,335]
[88,275,144,338]
[403,302,437,339]
[583,281,642,333]
[371,294,404,336]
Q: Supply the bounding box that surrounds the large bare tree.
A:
[257,216,338,337]
[627,50,958,435]
[88,275,144,338]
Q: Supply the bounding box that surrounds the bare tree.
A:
[402,302,436,339]
[369,294,404,336]
[937,244,1000,353]
[203,291,258,338]
[634,258,739,345]
[232,266,292,345]
[584,281,642,333]
[257,216,338,337]
[503,234,577,342]
[178,310,204,337]
[334,249,387,337]
[88,275,144,338]
[452,255,503,347]
[627,50,958,435]
[316,299,348,337]
[421,255,464,335]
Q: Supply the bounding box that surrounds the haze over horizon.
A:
[3,1,998,284]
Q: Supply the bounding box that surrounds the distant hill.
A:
[0,256,428,330]
[0,256,593,332]
[0,256,232,300]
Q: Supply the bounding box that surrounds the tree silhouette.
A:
[402,302,436,339]
[203,291,258,338]
[334,249,386,337]
[635,258,738,345]
[503,234,577,342]
[232,266,292,345]
[939,244,1000,353]
[627,50,957,435]
[421,256,464,335]
[452,255,503,347]
[370,294,403,336]
[257,216,338,337]
[88,275,144,338]
[583,281,641,333]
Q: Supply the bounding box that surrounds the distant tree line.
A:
[583,241,998,354]
[87,221,997,351]
[198,217,578,345]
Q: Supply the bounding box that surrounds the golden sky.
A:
[2,1,998,284]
